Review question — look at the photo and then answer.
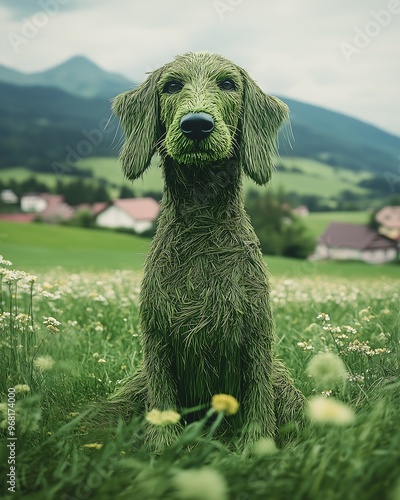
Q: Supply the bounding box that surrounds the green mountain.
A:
[0,56,399,177]
[0,55,134,99]
[281,97,400,173]
[0,81,118,171]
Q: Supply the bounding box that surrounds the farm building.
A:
[96,198,160,234]
[375,206,400,240]
[313,222,398,264]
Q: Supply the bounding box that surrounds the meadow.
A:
[0,236,399,499]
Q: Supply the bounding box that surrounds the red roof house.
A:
[95,198,160,234]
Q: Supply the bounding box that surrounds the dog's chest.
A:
[144,227,271,346]
[141,223,272,406]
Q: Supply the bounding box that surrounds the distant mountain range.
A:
[0,55,134,99]
[0,55,399,176]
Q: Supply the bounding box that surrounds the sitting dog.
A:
[108,52,304,449]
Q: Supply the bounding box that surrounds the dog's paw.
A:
[238,420,275,454]
[144,424,183,453]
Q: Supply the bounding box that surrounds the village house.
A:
[312,222,398,264]
[96,198,160,234]
[76,201,110,217]
[0,189,18,204]
[20,193,74,222]
[375,206,400,240]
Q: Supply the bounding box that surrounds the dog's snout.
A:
[180,112,214,140]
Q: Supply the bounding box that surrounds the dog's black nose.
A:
[180,112,214,140]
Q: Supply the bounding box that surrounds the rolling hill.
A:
[0,55,399,181]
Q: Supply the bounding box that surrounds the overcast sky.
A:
[1,0,399,136]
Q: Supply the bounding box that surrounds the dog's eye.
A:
[218,79,236,91]
[163,81,183,94]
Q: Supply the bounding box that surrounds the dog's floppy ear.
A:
[238,70,288,185]
[112,67,164,180]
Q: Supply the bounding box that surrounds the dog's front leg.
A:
[141,331,182,451]
[239,335,276,449]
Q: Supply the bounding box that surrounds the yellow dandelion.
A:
[146,409,164,425]
[145,409,181,426]
[83,443,103,449]
[98,358,106,363]
[160,410,181,425]
[173,467,227,500]
[211,394,239,415]
[14,384,30,393]
[307,396,355,425]
[34,355,55,371]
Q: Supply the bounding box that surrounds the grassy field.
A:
[0,221,149,272]
[0,256,399,498]
[1,221,399,281]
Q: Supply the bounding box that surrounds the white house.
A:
[0,189,18,204]
[96,197,160,234]
[312,222,398,264]
[21,193,48,212]
[20,193,74,222]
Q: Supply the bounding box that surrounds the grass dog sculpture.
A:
[106,52,304,449]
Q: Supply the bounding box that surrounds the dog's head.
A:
[113,52,288,185]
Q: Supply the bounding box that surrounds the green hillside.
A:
[1,154,375,203]
[76,156,374,199]
[81,155,375,200]
[1,155,373,200]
